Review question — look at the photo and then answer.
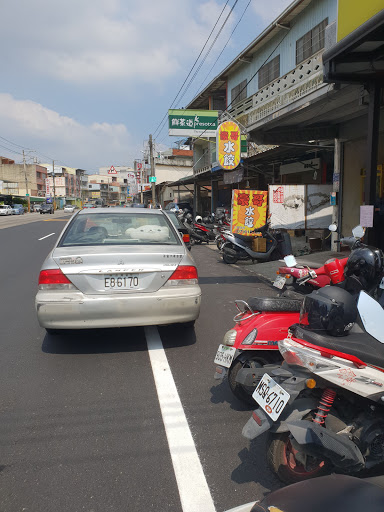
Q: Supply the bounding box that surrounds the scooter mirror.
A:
[284,254,297,267]
[352,225,365,239]
[328,223,338,232]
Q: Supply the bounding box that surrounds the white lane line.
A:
[145,326,216,512]
[38,232,55,240]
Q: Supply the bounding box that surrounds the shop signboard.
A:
[231,189,268,235]
[91,191,101,198]
[217,121,241,171]
[168,109,218,137]
[337,0,383,41]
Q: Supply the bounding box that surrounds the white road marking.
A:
[145,326,216,512]
[38,232,55,240]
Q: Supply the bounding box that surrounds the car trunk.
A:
[52,245,185,295]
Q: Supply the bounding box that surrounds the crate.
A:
[252,237,267,252]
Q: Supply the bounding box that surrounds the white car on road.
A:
[0,205,13,216]
[64,205,76,213]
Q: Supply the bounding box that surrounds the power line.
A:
[154,0,240,143]
[0,135,35,151]
[153,0,231,139]
[194,0,252,98]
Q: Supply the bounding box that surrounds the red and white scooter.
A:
[214,226,364,405]
[243,288,384,484]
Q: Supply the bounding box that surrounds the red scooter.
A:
[273,256,348,291]
[213,227,364,405]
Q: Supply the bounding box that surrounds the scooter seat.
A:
[290,323,384,369]
[247,292,303,313]
[295,260,323,269]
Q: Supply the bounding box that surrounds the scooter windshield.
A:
[358,291,384,344]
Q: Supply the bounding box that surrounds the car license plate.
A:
[252,374,290,421]
[273,275,286,289]
[104,274,139,289]
[214,344,236,368]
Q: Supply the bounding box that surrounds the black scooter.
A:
[221,221,293,264]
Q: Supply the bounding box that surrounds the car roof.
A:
[77,207,163,215]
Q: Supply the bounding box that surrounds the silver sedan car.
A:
[35,208,201,333]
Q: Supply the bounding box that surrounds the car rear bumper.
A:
[35,287,201,329]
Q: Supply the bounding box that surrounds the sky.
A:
[0,0,292,173]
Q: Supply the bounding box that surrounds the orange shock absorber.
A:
[313,388,336,425]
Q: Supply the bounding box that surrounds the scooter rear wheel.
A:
[223,250,238,264]
[267,429,329,484]
[228,357,267,405]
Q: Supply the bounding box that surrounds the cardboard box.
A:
[252,237,267,252]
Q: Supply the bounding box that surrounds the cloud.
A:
[1,0,234,85]
[0,94,134,170]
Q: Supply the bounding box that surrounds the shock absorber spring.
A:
[313,388,336,425]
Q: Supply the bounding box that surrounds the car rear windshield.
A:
[59,213,181,247]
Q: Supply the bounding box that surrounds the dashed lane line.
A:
[145,326,216,512]
[38,232,56,241]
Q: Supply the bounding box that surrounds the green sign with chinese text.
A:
[169,109,218,137]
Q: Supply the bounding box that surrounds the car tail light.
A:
[165,265,198,286]
[182,234,190,243]
[38,269,77,290]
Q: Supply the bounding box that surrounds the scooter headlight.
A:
[241,328,258,345]
[223,329,237,346]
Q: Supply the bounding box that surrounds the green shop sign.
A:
[168,109,218,138]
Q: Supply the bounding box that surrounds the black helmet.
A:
[345,246,384,291]
[186,213,193,220]
[300,286,357,337]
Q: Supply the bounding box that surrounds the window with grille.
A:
[258,55,280,89]
[296,19,328,64]
[230,79,247,106]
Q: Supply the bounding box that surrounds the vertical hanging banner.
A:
[231,189,268,235]
[217,121,241,170]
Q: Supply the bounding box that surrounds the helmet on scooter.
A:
[186,213,193,220]
[345,246,384,291]
[299,286,357,337]
[195,215,202,223]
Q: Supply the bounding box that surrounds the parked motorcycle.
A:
[273,224,363,292]
[178,210,209,245]
[221,219,293,265]
[243,282,384,485]
[214,226,378,405]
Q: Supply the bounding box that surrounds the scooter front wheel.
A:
[228,357,266,405]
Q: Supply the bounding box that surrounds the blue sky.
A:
[0,0,291,172]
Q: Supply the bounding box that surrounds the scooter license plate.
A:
[214,345,236,368]
[273,275,286,289]
[252,374,290,421]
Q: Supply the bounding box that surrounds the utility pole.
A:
[52,160,57,210]
[149,134,156,207]
[22,150,30,213]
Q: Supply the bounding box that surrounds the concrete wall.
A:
[341,110,384,235]
[155,163,193,185]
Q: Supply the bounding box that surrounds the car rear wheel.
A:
[45,328,64,335]
[179,320,195,329]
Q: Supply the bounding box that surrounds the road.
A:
[0,215,280,512]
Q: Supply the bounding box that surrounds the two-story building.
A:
[182,0,384,245]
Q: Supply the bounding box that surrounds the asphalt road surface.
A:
[0,215,280,512]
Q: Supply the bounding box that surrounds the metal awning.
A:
[323,9,384,84]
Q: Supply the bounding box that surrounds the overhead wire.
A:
[193,0,252,98]
[155,0,240,143]
[152,0,231,139]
